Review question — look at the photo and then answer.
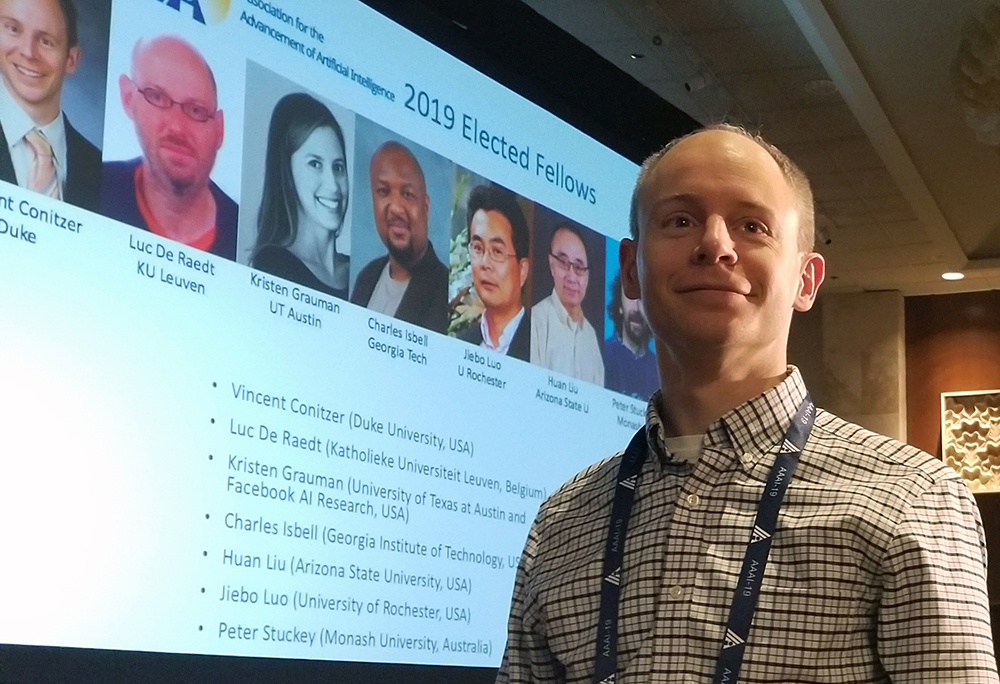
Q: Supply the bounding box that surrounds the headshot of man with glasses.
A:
[531,220,605,384]
[459,183,531,361]
[101,34,237,259]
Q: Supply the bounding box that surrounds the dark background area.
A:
[359,0,700,166]
[0,646,496,684]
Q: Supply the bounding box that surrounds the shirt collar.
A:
[548,289,585,332]
[643,366,808,473]
[0,80,65,148]
[481,306,525,355]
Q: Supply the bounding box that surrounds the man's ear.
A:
[119,74,134,120]
[619,238,641,300]
[518,258,530,288]
[65,46,81,75]
[213,109,225,151]
[793,252,825,312]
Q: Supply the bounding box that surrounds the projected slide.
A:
[0,0,648,675]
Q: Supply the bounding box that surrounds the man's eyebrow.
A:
[653,193,775,216]
[553,250,586,264]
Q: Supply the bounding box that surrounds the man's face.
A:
[469,209,528,314]
[620,292,651,346]
[120,38,223,195]
[549,227,589,311]
[624,130,824,354]
[0,0,79,121]
[370,146,429,268]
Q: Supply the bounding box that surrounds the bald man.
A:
[0,0,100,211]
[351,140,447,333]
[100,35,237,259]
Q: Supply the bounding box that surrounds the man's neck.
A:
[656,343,788,436]
[563,301,584,324]
[389,244,428,282]
[621,332,648,356]
[484,305,522,346]
[140,165,216,242]
[4,81,59,126]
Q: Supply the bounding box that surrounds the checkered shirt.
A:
[497,368,997,683]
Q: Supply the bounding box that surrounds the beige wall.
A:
[788,291,907,441]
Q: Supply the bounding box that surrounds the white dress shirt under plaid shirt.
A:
[498,368,998,683]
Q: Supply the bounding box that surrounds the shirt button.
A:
[741,453,754,467]
[685,493,701,508]
[667,585,684,600]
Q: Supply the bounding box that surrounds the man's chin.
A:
[387,243,417,268]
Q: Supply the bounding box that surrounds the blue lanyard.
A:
[592,396,815,684]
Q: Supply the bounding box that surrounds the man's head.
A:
[548,223,590,315]
[629,123,815,251]
[608,272,652,348]
[621,125,824,358]
[0,0,80,125]
[466,184,530,317]
[119,36,223,196]
[369,141,430,270]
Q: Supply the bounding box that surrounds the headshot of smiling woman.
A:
[251,92,350,299]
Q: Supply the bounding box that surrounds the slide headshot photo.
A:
[530,203,606,385]
[0,0,111,212]
[99,4,246,261]
[239,60,354,300]
[451,181,533,362]
[603,236,658,400]
[350,117,450,334]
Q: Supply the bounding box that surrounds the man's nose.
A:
[693,215,737,264]
[161,102,191,130]
[17,35,39,60]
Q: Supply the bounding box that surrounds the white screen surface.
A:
[0,0,646,670]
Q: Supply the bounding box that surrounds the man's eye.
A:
[663,216,691,229]
[742,220,766,234]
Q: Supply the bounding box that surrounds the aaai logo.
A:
[154,0,230,25]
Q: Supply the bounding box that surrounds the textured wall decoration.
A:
[942,390,1000,491]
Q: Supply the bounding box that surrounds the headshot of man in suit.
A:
[351,140,448,333]
[101,35,237,260]
[460,183,531,361]
[0,0,100,211]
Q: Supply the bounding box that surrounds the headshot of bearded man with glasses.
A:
[101,34,238,260]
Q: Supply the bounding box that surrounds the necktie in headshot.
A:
[24,128,62,200]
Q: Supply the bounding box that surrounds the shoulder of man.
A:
[532,449,625,534]
[206,181,238,260]
[63,118,100,167]
[349,255,389,306]
[809,408,961,495]
[457,318,483,344]
[99,158,144,227]
[58,118,101,213]
[418,241,447,275]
